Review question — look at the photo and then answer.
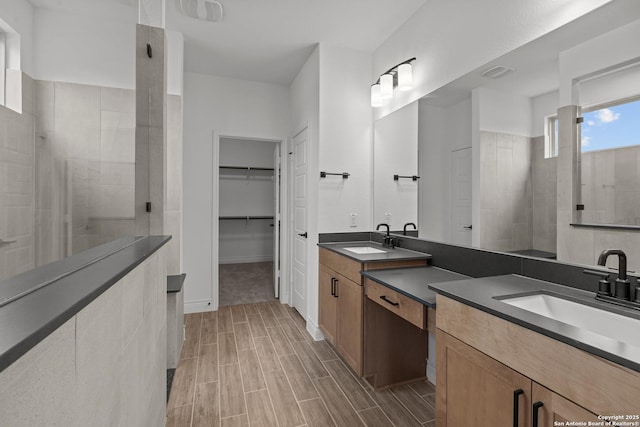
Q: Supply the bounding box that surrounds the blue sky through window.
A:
[581,99,640,152]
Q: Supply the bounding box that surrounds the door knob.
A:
[463,225,472,230]
[298,232,308,238]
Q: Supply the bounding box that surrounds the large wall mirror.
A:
[372,101,418,232]
[372,0,640,261]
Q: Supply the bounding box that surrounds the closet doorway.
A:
[218,136,282,307]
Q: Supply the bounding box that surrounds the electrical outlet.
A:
[385,213,392,225]
[349,213,358,227]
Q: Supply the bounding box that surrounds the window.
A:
[580,96,640,153]
[545,114,558,158]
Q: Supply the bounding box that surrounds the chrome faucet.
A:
[597,249,631,300]
[403,222,417,236]
[376,223,395,248]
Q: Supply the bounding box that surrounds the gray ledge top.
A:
[361,266,469,308]
[0,235,171,373]
[318,241,431,263]
[429,274,640,373]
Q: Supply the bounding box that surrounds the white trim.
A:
[212,130,287,311]
[305,317,324,341]
[184,299,216,314]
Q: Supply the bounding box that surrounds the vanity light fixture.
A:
[370,57,416,107]
[371,83,383,107]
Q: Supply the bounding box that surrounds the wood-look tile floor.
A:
[167,302,436,427]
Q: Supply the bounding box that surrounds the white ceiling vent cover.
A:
[481,65,516,79]
[178,0,224,22]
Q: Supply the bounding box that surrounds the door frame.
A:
[212,130,289,311]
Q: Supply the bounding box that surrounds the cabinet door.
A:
[437,330,531,427]
[318,266,338,345]
[531,383,600,426]
[336,275,363,374]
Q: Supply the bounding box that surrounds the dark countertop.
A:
[429,274,640,373]
[361,266,469,307]
[167,273,186,293]
[0,235,171,373]
[318,241,431,264]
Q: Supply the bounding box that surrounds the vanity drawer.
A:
[365,279,426,329]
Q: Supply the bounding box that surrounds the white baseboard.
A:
[184,300,217,313]
[305,317,325,341]
[219,256,274,264]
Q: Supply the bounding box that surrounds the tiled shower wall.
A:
[479,131,533,251]
[531,135,557,253]
[0,75,36,281]
[1,75,182,281]
[35,81,136,260]
[479,131,558,254]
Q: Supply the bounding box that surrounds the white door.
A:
[273,144,281,298]
[292,128,307,317]
[450,148,472,246]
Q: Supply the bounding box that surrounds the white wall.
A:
[372,0,614,120]
[532,90,559,137]
[560,18,640,105]
[318,45,372,232]
[476,87,533,137]
[32,8,136,89]
[182,72,289,312]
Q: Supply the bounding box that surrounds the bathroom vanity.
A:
[318,242,429,375]
[318,241,470,388]
[430,275,640,425]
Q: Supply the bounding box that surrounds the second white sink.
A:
[343,247,386,254]
[501,292,640,347]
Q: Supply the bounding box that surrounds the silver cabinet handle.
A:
[0,238,17,246]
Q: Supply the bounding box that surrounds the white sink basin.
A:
[343,247,386,255]
[501,293,640,347]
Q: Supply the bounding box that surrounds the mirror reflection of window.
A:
[579,96,640,226]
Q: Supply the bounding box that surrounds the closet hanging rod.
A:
[320,171,350,179]
[219,216,274,220]
[394,174,420,181]
[219,166,274,171]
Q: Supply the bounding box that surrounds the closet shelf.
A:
[219,216,274,220]
[219,166,274,172]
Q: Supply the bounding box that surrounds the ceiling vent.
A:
[178,0,224,22]
[481,65,516,79]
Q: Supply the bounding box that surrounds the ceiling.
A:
[166,0,427,85]
[422,0,640,107]
[28,0,427,86]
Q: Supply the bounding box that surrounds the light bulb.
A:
[398,63,413,91]
[371,84,383,107]
[380,73,393,99]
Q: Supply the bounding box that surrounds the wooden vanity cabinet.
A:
[532,383,601,425]
[318,247,427,375]
[436,295,640,426]
[437,331,531,426]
